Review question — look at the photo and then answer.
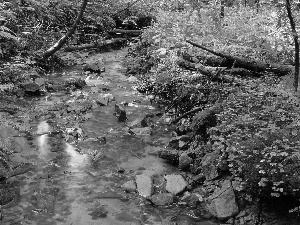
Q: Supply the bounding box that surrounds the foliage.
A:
[142,4,299,65]
[207,76,300,201]
[128,1,300,215]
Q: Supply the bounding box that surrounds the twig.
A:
[130,150,141,159]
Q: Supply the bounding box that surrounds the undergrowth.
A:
[125,2,300,220]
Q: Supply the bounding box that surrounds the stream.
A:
[0,47,218,225]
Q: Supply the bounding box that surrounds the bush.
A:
[209,76,300,201]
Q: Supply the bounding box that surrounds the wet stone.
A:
[0,188,16,206]
[136,174,153,197]
[88,205,108,219]
[121,180,137,193]
[131,127,152,136]
[115,104,127,122]
[148,193,175,206]
[207,180,239,220]
[22,83,40,95]
[96,96,108,106]
[164,174,187,195]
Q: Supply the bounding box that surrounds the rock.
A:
[158,149,181,164]
[130,127,152,136]
[181,193,203,208]
[83,60,105,73]
[191,202,213,219]
[96,96,109,106]
[201,152,220,180]
[65,78,86,89]
[0,188,16,206]
[207,180,239,220]
[141,115,153,127]
[178,153,193,170]
[115,104,127,122]
[121,180,137,193]
[129,117,144,128]
[22,82,40,94]
[164,174,187,195]
[148,193,175,206]
[129,115,153,128]
[127,76,138,83]
[168,135,190,150]
[136,174,153,197]
[35,78,46,86]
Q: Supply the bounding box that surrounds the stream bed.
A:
[0,48,218,225]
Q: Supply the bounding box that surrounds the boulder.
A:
[178,153,193,170]
[148,193,175,206]
[164,174,187,195]
[136,174,153,197]
[207,180,239,220]
[201,152,220,180]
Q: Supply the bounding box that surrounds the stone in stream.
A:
[96,96,109,106]
[207,180,239,220]
[121,180,137,193]
[115,104,127,122]
[130,127,152,136]
[83,60,106,73]
[129,114,154,129]
[178,152,193,170]
[135,174,153,197]
[164,174,187,195]
[22,82,40,95]
[148,193,175,206]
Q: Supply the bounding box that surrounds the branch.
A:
[41,0,88,58]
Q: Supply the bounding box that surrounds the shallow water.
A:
[1,48,218,225]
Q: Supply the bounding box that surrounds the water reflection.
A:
[37,121,50,158]
[65,143,88,168]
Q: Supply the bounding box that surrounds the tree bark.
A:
[186,39,294,76]
[286,0,299,92]
[41,0,88,58]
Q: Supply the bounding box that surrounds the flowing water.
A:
[0,48,218,225]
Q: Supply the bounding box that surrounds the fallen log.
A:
[108,29,143,36]
[186,39,294,76]
[176,58,235,82]
[64,38,127,52]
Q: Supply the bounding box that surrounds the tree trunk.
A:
[41,0,88,58]
[186,39,294,76]
[286,0,299,92]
